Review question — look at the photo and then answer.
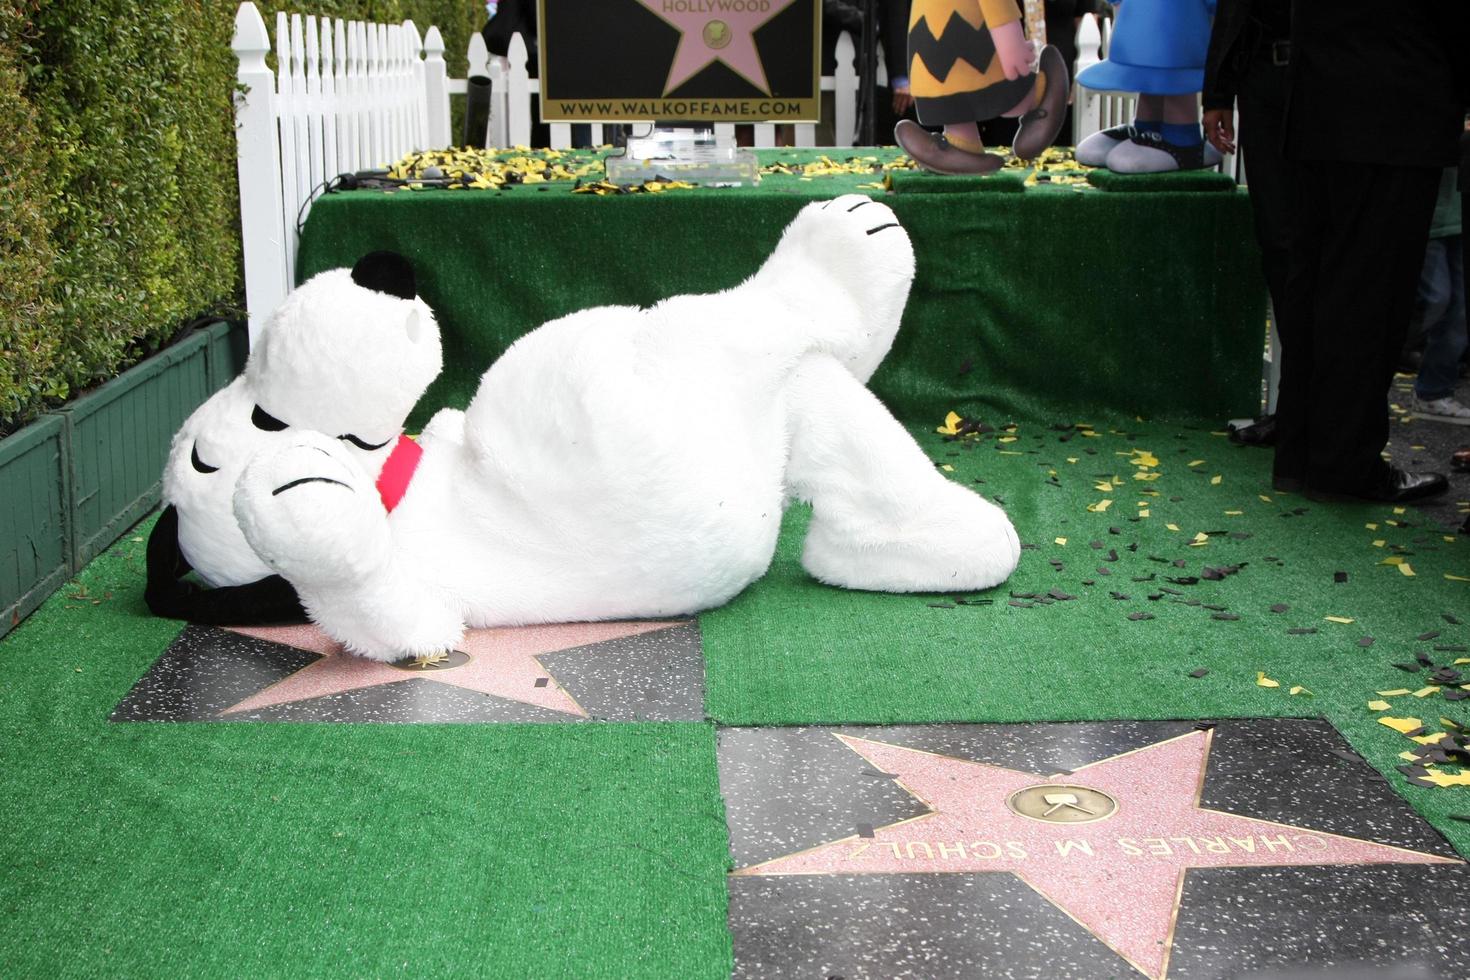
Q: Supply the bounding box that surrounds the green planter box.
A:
[0,321,245,640]
[0,414,71,640]
[60,330,213,568]
[199,319,248,392]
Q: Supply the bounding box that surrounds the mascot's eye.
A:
[251,405,289,431]
[190,444,220,474]
[339,433,392,451]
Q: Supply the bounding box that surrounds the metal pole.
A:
[858,0,877,145]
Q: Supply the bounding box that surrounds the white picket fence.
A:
[232,2,1237,343]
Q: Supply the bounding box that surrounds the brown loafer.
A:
[894,119,1004,175]
[1012,45,1068,161]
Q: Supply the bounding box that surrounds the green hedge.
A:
[0,0,478,434]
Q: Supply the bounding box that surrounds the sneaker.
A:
[1105,130,1224,173]
[1408,393,1470,425]
[1076,125,1133,167]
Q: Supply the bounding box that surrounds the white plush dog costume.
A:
[233,196,1021,660]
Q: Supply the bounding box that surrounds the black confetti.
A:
[1189,667,1210,678]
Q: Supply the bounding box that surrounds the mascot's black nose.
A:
[190,444,220,474]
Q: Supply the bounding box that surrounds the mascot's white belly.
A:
[233,196,1022,660]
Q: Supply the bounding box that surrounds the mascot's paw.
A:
[781,194,914,287]
[760,194,915,383]
[802,480,1021,593]
[234,430,392,589]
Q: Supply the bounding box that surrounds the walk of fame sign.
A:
[535,0,820,122]
[111,619,705,723]
[719,720,1468,979]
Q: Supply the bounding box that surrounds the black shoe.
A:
[1229,414,1277,447]
[1271,473,1303,493]
[1305,467,1449,504]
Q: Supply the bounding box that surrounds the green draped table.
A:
[297,149,1266,429]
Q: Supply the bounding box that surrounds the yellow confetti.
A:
[1324,616,1355,625]
[1399,751,1420,761]
[1188,460,1205,467]
[1447,574,1470,583]
[1224,510,1243,516]
[1138,508,1151,518]
[937,411,962,435]
[1455,659,1470,666]
[1054,537,1068,546]
[1393,506,1407,515]
[1087,499,1113,513]
[997,435,1018,443]
[1191,532,1209,544]
[1133,471,1162,482]
[1399,563,1416,577]
[1131,451,1159,468]
[1365,523,1379,531]
[1378,716,1424,734]
[1411,731,1448,745]
[1419,770,1470,787]
[1372,539,1386,547]
[1289,685,1312,696]
[1380,556,1405,566]
[1210,475,1222,485]
[1094,481,1115,493]
[940,464,954,472]
[1377,689,1412,696]
[1256,672,1280,688]
[1066,457,1078,464]
[1368,700,1391,711]
[1258,494,1273,503]
[1166,523,1181,532]
[1412,686,1440,698]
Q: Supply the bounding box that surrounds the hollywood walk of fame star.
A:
[633,0,800,95]
[732,729,1461,980]
[221,620,685,718]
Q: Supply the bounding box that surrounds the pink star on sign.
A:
[221,620,685,718]
[634,0,800,95]
[733,729,1460,980]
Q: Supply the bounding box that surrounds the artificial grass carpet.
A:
[6,416,1470,973]
[0,532,733,978]
[699,416,1470,852]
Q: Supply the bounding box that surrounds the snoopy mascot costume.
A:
[163,196,1021,659]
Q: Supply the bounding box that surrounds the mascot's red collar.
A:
[376,435,423,512]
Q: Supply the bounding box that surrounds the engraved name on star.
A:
[221,620,685,718]
[634,0,800,95]
[733,729,1460,980]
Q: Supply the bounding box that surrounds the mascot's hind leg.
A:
[784,355,1021,593]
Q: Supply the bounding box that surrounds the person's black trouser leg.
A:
[1236,54,1293,355]
[1285,163,1439,493]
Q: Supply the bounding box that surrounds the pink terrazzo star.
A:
[634,0,799,95]
[733,730,1461,980]
[221,620,684,718]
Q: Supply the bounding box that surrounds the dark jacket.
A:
[482,0,539,78]
[1284,0,1467,167]
[1201,0,1264,110]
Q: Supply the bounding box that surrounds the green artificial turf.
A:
[699,415,1470,852]
[0,530,733,978]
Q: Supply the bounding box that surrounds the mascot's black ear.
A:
[350,250,416,301]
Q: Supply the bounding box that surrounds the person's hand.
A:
[1203,108,1236,155]
[992,20,1036,80]
[892,81,913,116]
